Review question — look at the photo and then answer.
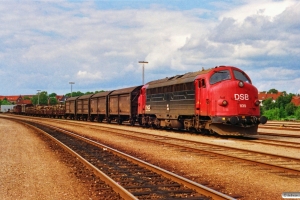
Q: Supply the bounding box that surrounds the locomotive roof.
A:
[110,85,142,96]
[146,68,212,89]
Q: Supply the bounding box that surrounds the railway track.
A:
[259,122,300,132]
[56,120,300,177]
[258,131,300,138]
[15,118,234,200]
[240,136,300,149]
[4,115,300,177]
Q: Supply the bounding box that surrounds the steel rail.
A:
[48,124,235,200]
[18,120,138,200]
[116,131,300,175]
[7,115,300,175]
[258,131,300,138]
[4,115,300,179]
[8,116,235,200]
[259,125,300,132]
[63,122,300,175]
[241,138,300,149]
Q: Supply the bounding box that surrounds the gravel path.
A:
[0,117,121,200]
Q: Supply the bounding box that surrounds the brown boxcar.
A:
[108,85,142,125]
[65,96,79,119]
[76,94,94,121]
[13,105,22,114]
[90,91,113,122]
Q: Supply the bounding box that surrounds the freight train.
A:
[13,66,267,135]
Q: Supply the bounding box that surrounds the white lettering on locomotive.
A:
[234,94,249,100]
[240,104,247,108]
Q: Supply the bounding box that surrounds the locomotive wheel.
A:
[138,118,143,126]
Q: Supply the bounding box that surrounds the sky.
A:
[0,0,300,96]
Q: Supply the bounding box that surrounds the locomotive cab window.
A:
[209,70,231,85]
[233,70,251,83]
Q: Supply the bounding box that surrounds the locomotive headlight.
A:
[238,81,244,88]
[254,100,260,106]
[218,99,228,106]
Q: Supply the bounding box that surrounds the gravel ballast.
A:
[1,115,299,200]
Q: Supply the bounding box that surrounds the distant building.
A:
[258,92,300,107]
[258,92,283,104]
[0,95,66,105]
[0,95,22,104]
[0,105,15,112]
[291,96,300,106]
[55,95,67,103]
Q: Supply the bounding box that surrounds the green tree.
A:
[48,97,58,105]
[95,90,105,93]
[279,106,286,119]
[264,108,282,120]
[285,102,297,116]
[0,98,12,105]
[262,98,274,111]
[31,91,48,105]
[268,88,278,94]
[65,91,84,97]
[295,107,300,120]
[49,93,57,98]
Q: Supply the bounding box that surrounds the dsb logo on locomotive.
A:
[234,94,249,100]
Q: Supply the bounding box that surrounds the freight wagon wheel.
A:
[130,119,135,126]
[117,118,123,125]
[90,116,94,122]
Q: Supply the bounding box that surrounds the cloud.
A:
[0,0,300,95]
[219,0,296,22]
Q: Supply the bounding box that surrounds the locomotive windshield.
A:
[209,70,231,85]
[233,70,251,83]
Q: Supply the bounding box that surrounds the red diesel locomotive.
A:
[138,66,267,135]
[15,65,267,136]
